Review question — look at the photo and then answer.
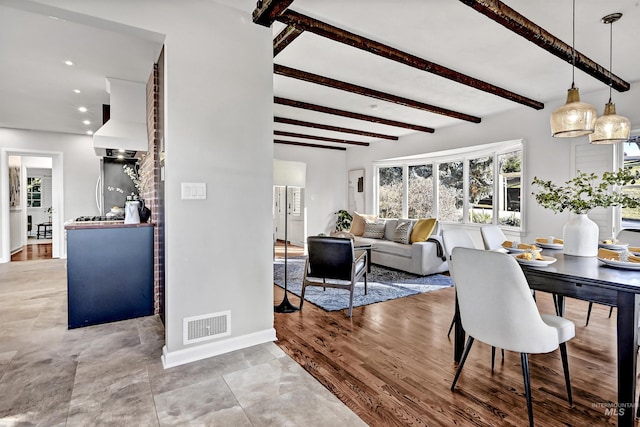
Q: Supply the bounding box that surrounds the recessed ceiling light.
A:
[73,89,81,94]
[83,120,91,125]
[64,60,74,66]
[78,106,87,113]
[86,130,93,135]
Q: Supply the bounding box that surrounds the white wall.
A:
[29,0,275,366]
[274,144,347,237]
[1,129,99,260]
[346,83,640,242]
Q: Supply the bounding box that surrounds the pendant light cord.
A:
[571,0,576,88]
[608,19,613,103]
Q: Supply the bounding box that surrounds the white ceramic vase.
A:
[124,201,141,224]
[562,213,599,257]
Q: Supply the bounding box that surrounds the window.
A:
[438,161,463,222]
[27,177,42,207]
[408,165,433,218]
[378,166,403,218]
[374,140,523,229]
[622,139,640,226]
[468,156,493,224]
[497,151,522,228]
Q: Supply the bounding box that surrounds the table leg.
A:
[615,292,639,427]
[366,247,372,273]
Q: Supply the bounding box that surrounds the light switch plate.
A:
[181,182,206,200]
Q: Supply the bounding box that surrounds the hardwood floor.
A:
[274,277,626,426]
[10,242,53,261]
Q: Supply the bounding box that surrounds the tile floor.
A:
[0,259,365,426]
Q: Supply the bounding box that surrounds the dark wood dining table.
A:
[453,249,640,426]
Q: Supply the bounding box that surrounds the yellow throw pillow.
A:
[349,212,377,236]
[410,218,438,243]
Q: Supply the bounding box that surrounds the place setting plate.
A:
[597,257,640,270]
[535,237,563,250]
[511,254,557,267]
[502,243,541,254]
[598,241,629,251]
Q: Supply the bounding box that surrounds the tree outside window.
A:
[408,164,433,218]
[622,139,640,225]
[378,166,403,218]
[468,156,493,224]
[497,151,522,227]
[438,161,463,222]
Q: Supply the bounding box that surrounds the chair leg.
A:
[364,271,368,295]
[559,342,573,405]
[491,347,505,373]
[348,283,355,318]
[609,306,614,318]
[299,282,307,310]
[491,347,495,373]
[520,353,534,427]
[447,314,455,338]
[585,302,593,326]
[451,336,475,391]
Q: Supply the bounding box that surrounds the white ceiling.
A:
[1,0,639,146]
[272,0,640,146]
[0,1,164,136]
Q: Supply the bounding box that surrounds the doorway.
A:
[1,148,63,263]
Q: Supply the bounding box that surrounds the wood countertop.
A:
[65,221,154,230]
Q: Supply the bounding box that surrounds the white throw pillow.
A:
[393,220,414,244]
[362,222,386,239]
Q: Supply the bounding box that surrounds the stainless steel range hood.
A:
[93,77,148,158]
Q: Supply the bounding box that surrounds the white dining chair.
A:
[450,247,575,427]
[442,229,479,339]
[480,224,508,251]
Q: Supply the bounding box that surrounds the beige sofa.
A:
[352,218,448,276]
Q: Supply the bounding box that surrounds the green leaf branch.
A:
[531,168,640,214]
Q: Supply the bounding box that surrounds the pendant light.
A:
[550,0,597,138]
[589,13,630,144]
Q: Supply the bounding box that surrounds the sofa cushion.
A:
[350,212,377,236]
[410,218,438,243]
[393,220,413,244]
[384,219,398,240]
[362,222,385,239]
[373,239,413,257]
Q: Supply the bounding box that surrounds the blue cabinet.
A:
[66,224,154,328]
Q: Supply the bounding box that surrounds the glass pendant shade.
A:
[589,102,631,144]
[550,87,598,138]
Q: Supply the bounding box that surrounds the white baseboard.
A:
[161,328,277,369]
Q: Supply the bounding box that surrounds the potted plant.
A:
[334,209,353,232]
[531,168,640,256]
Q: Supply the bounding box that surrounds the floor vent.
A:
[183,311,231,345]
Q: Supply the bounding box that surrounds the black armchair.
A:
[301,236,368,317]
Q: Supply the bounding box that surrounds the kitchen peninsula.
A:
[65,221,154,328]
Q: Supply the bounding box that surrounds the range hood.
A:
[93,77,148,158]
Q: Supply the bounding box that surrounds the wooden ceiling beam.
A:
[274,117,398,140]
[274,64,481,123]
[277,10,544,110]
[274,25,304,57]
[275,139,346,151]
[275,97,434,133]
[459,0,630,92]
[252,0,295,27]
[275,130,370,146]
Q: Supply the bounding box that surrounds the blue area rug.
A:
[274,257,452,312]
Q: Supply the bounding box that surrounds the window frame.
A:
[27,176,43,208]
[373,139,524,231]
